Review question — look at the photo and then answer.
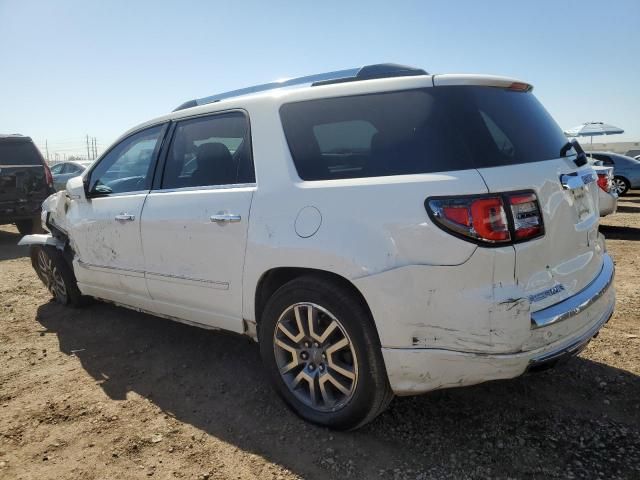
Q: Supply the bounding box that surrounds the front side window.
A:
[88,125,164,195]
[161,111,254,189]
[280,86,569,180]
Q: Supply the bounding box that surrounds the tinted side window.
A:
[592,154,614,165]
[50,163,65,174]
[88,125,164,195]
[280,87,568,180]
[161,112,254,189]
[0,141,43,166]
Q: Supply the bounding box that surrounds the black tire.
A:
[259,275,393,430]
[612,176,630,197]
[15,217,44,235]
[30,245,84,307]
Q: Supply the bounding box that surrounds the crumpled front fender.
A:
[18,233,65,250]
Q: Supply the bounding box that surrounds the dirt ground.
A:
[1,194,639,480]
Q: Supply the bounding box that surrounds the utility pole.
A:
[86,135,90,161]
[45,140,49,161]
[93,137,98,159]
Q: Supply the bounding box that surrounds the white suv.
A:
[21,64,615,429]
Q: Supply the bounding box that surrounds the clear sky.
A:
[1,0,638,160]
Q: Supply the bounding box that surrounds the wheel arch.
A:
[253,267,376,332]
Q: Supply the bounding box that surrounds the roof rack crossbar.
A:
[173,63,427,112]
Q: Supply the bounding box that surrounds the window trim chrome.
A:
[149,182,256,194]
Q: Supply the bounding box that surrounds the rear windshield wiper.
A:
[560,139,588,167]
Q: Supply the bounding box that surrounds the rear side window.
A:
[161,111,254,189]
[280,86,569,180]
[0,141,43,166]
[592,154,614,165]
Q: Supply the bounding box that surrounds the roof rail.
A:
[173,63,428,112]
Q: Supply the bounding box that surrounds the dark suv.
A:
[0,134,53,234]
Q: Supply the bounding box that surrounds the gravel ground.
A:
[1,193,639,480]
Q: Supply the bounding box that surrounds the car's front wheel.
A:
[30,245,84,307]
[259,275,393,430]
[611,176,630,196]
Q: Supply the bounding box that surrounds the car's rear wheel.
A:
[15,217,44,235]
[30,245,83,307]
[611,176,630,196]
[259,275,393,430]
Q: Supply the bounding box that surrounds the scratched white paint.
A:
[26,73,616,396]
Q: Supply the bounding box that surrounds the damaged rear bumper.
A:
[382,255,615,395]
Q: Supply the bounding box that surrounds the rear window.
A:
[0,141,43,166]
[280,86,569,180]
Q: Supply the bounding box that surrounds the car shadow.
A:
[0,226,29,261]
[615,204,640,214]
[599,224,640,241]
[36,301,640,478]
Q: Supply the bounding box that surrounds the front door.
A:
[68,124,166,309]
[140,111,255,332]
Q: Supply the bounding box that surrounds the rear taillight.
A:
[597,173,610,193]
[43,163,53,189]
[427,191,544,245]
[507,193,543,240]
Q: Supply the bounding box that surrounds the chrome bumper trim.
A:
[529,300,614,368]
[530,254,615,329]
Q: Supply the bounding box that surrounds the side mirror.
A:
[66,175,87,202]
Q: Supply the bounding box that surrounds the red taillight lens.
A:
[43,163,53,189]
[442,206,470,226]
[428,191,543,245]
[508,193,543,240]
[470,198,510,241]
[597,173,610,192]
[430,196,511,244]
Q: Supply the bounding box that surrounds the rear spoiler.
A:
[432,74,533,92]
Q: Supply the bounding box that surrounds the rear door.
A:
[0,139,50,218]
[140,111,255,332]
[430,78,603,310]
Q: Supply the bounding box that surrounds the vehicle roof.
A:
[56,160,91,166]
[117,68,528,143]
[589,151,638,160]
[0,134,33,143]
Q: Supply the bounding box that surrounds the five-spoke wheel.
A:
[35,248,68,303]
[30,245,83,306]
[611,177,629,197]
[260,275,393,430]
[273,303,358,411]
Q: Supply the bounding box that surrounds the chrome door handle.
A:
[210,213,241,223]
[114,214,135,222]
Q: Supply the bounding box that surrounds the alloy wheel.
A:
[611,178,627,196]
[273,303,358,412]
[37,249,68,303]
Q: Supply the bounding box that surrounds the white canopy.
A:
[564,122,624,137]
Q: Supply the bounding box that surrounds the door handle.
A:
[114,214,135,222]
[210,213,241,223]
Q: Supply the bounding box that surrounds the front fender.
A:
[18,234,65,250]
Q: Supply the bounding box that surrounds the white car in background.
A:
[19,64,615,429]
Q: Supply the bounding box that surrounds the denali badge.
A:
[528,284,565,303]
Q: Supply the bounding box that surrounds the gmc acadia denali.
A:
[20,64,615,429]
